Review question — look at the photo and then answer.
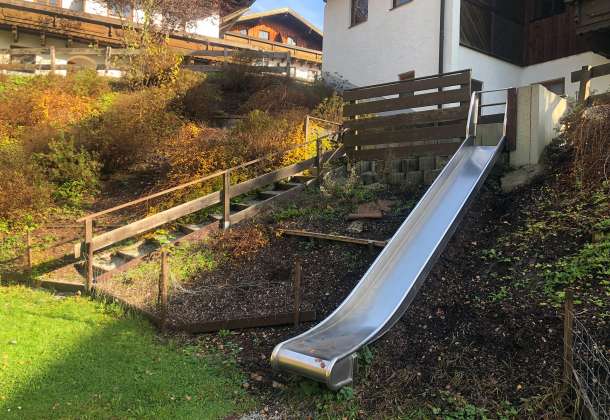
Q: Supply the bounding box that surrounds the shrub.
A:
[34,136,101,190]
[115,39,182,89]
[76,86,184,172]
[559,100,610,189]
[181,78,223,122]
[0,136,51,220]
[312,92,344,123]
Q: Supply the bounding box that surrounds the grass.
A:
[0,285,251,419]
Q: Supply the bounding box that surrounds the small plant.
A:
[490,286,510,303]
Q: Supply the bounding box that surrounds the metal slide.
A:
[270,90,512,390]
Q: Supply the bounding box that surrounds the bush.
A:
[34,135,101,187]
[181,78,223,122]
[115,40,182,89]
[76,86,184,172]
[0,136,51,220]
[559,100,610,189]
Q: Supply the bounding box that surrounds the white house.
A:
[323,0,610,98]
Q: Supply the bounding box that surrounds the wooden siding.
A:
[526,5,589,65]
[342,70,471,161]
[0,0,321,64]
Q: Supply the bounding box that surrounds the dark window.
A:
[537,78,565,96]
[393,0,412,8]
[533,0,566,21]
[460,0,525,65]
[351,0,368,26]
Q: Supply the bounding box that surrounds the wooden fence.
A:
[0,46,307,78]
[572,62,610,103]
[342,69,472,161]
[76,118,341,292]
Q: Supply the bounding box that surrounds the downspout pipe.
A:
[439,0,446,75]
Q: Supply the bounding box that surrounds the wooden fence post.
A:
[222,170,231,230]
[577,65,591,104]
[506,88,518,152]
[286,52,292,79]
[159,249,169,330]
[105,46,112,76]
[49,46,56,75]
[25,231,33,272]
[85,218,93,293]
[316,136,323,186]
[293,257,302,327]
[563,290,574,392]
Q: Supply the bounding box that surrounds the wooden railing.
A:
[342,70,472,161]
[0,0,322,65]
[77,117,342,292]
[572,62,610,103]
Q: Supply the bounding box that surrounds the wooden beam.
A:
[343,123,466,147]
[343,105,469,131]
[173,311,317,334]
[90,191,221,252]
[343,71,470,102]
[571,62,610,82]
[347,142,460,161]
[343,87,471,117]
[277,229,388,248]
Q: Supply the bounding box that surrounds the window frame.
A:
[391,0,412,10]
[258,30,270,40]
[286,36,297,46]
[535,77,566,96]
[350,0,368,28]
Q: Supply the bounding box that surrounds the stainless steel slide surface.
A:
[271,134,506,390]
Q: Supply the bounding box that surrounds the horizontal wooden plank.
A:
[186,50,289,59]
[343,123,466,147]
[0,47,136,55]
[343,106,468,131]
[0,63,110,71]
[343,87,470,118]
[344,71,470,102]
[277,229,387,247]
[230,156,318,198]
[173,311,317,333]
[91,191,221,251]
[348,142,461,161]
[571,63,610,82]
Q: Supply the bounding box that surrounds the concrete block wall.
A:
[355,155,449,187]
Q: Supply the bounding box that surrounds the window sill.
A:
[389,0,413,11]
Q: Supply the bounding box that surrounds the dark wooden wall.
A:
[525,4,589,65]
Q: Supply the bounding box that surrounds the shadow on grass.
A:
[0,287,250,419]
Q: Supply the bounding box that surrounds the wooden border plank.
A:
[173,311,317,334]
[348,142,460,161]
[343,123,466,147]
[343,105,468,131]
[343,87,470,117]
[343,71,470,102]
[277,229,387,248]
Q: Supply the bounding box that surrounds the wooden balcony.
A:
[0,0,322,64]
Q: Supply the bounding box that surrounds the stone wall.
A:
[355,155,450,187]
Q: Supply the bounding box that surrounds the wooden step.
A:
[274,182,302,191]
[116,240,159,260]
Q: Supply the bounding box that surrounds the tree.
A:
[104,0,253,44]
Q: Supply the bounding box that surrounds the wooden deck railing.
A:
[572,62,610,103]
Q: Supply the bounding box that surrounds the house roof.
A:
[237,7,323,37]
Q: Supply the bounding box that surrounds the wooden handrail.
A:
[77,128,339,222]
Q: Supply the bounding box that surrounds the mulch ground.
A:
[99,163,609,417]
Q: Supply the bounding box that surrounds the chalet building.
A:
[0,0,322,81]
[322,0,610,98]
[227,8,323,81]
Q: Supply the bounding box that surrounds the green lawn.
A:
[0,285,250,419]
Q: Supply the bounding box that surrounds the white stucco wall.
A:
[512,84,567,167]
[323,0,441,87]
[324,0,609,100]
[186,16,220,39]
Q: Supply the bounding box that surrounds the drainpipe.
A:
[439,0,446,75]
